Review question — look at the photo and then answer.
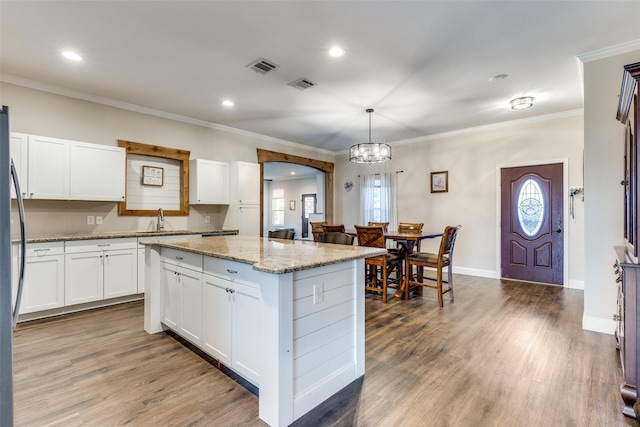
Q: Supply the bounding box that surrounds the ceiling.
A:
[2,1,640,153]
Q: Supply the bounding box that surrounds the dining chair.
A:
[322,224,346,233]
[397,222,424,251]
[406,225,461,307]
[355,225,404,303]
[367,221,389,231]
[310,221,328,242]
[318,232,355,246]
[268,229,295,240]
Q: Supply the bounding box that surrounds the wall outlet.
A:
[87,215,95,225]
[96,216,103,225]
[205,215,211,223]
[313,283,323,304]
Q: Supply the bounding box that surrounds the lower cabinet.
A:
[18,242,65,314]
[65,238,137,306]
[161,250,203,346]
[202,261,263,386]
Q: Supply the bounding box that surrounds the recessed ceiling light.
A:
[290,171,295,175]
[329,47,345,57]
[62,51,82,61]
[489,74,508,82]
[222,100,234,107]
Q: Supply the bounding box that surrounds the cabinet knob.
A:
[226,269,237,274]
[616,276,623,283]
[176,256,183,261]
[225,287,235,293]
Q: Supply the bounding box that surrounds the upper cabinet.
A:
[189,159,229,205]
[230,161,260,205]
[70,141,125,201]
[10,133,126,202]
[28,135,70,200]
[9,133,28,199]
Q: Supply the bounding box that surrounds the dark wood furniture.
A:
[406,225,461,307]
[322,224,345,233]
[268,229,295,240]
[310,221,328,242]
[354,225,403,303]
[318,232,355,245]
[616,61,640,419]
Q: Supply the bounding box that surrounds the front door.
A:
[301,193,316,238]
[500,163,563,285]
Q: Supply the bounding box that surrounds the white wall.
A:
[3,82,334,236]
[583,50,640,334]
[265,176,319,239]
[335,113,585,282]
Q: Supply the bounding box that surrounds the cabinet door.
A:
[179,267,203,345]
[103,249,138,299]
[20,254,65,314]
[138,248,145,294]
[10,133,28,199]
[239,205,260,237]
[232,281,263,385]
[28,135,70,200]
[237,162,260,205]
[65,252,103,305]
[161,263,180,331]
[202,274,232,365]
[189,159,229,205]
[70,141,126,201]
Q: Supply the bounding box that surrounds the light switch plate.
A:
[96,216,103,225]
[87,215,95,225]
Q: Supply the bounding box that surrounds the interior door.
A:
[500,163,563,285]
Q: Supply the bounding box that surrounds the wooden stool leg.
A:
[436,266,444,307]
[382,262,388,303]
[448,264,454,302]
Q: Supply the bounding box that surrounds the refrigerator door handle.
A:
[10,159,26,329]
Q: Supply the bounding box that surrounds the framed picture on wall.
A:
[142,166,164,186]
[430,171,448,193]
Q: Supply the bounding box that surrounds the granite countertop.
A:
[141,235,387,274]
[15,229,238,244]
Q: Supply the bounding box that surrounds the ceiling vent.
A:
[246,58,279,75]
[288,77,317,90]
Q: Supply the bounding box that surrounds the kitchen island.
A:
[142,235,385,427]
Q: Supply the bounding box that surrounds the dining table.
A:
[346,229,443,300]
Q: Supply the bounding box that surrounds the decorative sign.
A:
[142,166,164,186]
[344,179,353,192]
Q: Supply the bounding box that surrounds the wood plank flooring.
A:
[12,276,638,426]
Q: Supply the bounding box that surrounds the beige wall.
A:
[3,83,334,235]
[334,113,585,285]
[583,50,640,333]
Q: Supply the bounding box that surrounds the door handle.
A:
[556,228,562,233]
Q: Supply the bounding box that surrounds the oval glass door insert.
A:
[517,178,544,236]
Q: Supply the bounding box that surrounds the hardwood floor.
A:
[13,276,637,426]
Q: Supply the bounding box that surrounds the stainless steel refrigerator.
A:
[1,105,27,426]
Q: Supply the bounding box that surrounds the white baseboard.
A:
[452,266,498,279]
[583,315,615,335]
[566,279,584,290]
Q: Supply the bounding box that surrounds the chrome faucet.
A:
[157,208,165,231]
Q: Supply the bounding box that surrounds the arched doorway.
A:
[256,149,334,237]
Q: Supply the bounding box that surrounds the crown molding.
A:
[577,39,640,63]
[0,74,336,157]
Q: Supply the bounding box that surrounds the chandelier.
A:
[349,108,391,164]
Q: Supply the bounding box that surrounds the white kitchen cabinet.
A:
[161,249,203,346]
[230,161,260,205]
[70,141,126,202]
[10,133,28,199]
[189,159,229,205]
[18,242,65,314]
[65,238,137,305]
[238,205,260,237]
[202,258,263,385]
[27,135,70,200]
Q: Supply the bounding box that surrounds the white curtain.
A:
[359,172,398,231]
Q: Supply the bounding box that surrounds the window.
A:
[372,177,382,222]
[517,178,544,236]
[272,188,284,226]
[360,173,397,229]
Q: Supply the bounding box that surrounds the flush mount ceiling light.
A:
[349,109,391,164]
[510,96,534,110]
[62,51,82,61]
[222,99,234,107]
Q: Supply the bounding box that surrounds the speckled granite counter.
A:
[141,235,386,274]
[15,229,238,244]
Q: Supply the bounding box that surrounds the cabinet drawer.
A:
[65,238,138,254]
[26,241,65,257]
[161,248,202,271]
[203,256,261,287]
